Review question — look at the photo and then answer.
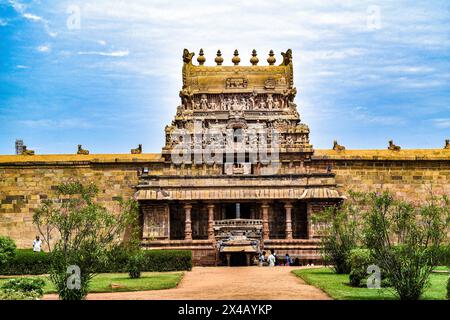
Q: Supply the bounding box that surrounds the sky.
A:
[0,0,449,154]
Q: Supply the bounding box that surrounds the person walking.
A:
[285,253,291,266]
[268,252,276,267]
[258,252,265,267]
[32,235,42,252]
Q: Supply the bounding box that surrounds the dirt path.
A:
[44,266,330,300]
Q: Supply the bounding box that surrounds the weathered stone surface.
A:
[0,150,448,249]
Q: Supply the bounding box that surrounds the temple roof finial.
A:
[197,48,206,65]
[215,50,224,65]
[250,49,259,66]
[232,49,240,65]
[267,50,276,65]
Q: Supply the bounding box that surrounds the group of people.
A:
[257,251,296,267]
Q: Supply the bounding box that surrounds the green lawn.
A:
[0,272,184,294]
[293,267,449,300]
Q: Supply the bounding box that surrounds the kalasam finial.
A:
[267,50,276,65]
[250,49,259,66]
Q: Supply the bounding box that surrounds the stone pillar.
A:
[246,254,251,266]
[184,203,192,241]
[226,254,231,267]
[261,202,270,240]
[284,202,293,240]
[207,204,215,241]
[306,202,313,239]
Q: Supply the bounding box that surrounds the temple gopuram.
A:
[0,49,448,266]
[135,49,344,266]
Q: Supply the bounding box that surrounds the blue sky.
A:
[0,0,449,154]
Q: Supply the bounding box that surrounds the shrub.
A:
[348,249,372,287]
[314,192,365,274]
[0,289,41,300]
[447,277,450,300]
[96,245,134,273]
[0,236,16,265]
[127,253,143,279]
[0,249,51,275]
[364,192,448,300]
[140,250,192,272]
[1,277,45,296]
[33,181,140,300]
[433,245,450,266]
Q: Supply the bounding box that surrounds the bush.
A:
[314,192,365,274]
[1,277,45,296]
[140,250,192,272]
[0,236,16,265]
[347,249,372,287]
[447,277,450,300]
[364,192,448,300]
[96,245,133,273]
[0,289,41,300]
[0,249,51,275]
[127,253,143,279]
[433,245,450,266]
[0,248,192,275]
[100,249,192,273]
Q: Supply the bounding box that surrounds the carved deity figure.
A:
[273,98,280,109]
[226,97,233,110]
[249,90,257,110]
[444,139,450,149]
[200,94,208,110]
[259,100,266,109]
[240,97,248,110]
[232,96,239,110]
[286,135,294,146]
[266,94,274,110]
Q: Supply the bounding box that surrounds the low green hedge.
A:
[0,248,192,275]
[0,249,51,275]
[140,250,192,272]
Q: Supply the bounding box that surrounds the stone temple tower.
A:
[135,49,343,266]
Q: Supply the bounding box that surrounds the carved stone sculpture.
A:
[332,140,345,151]
[388,140,401,151]
[131,144,142,154]
[77,144,89,155]
[444,139,450,150]
[21,145,35,156]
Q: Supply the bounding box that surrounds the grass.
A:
[0,272,184,294]
[293,267,449,300]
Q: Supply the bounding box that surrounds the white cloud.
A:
[432,119,450,129]
[37,45,51,53]
[77,50,130,57]
[18,119,93,129]
[16,65,30,69]
[22,13,43,22]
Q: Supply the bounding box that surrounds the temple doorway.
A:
[230,253,248,266]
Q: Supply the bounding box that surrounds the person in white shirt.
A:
[32,236,42,252]
[268,252,276,267]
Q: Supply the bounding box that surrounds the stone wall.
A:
[0,154,161,248]
[0,149,449,248]
[312,149,450,201]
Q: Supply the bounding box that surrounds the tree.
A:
[0,236,16,265]
[363,191,449,300]
[33,181,139,300]
[313,191,365,274]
